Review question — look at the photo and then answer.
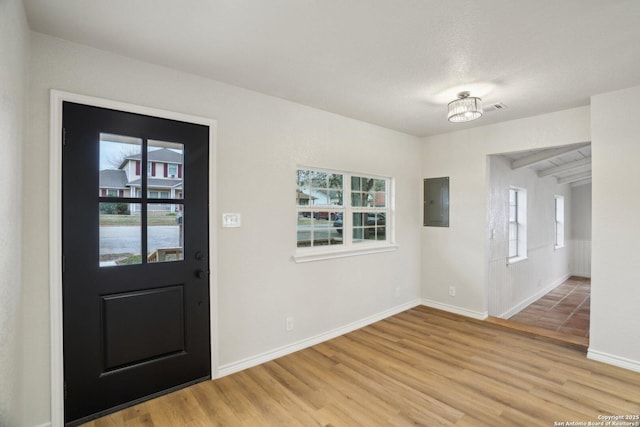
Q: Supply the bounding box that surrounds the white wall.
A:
[420,106,590,318]
[0,0,28,425]
[487,155,572,317]
[570,182,591,277]
[16,23,640,427]
[570,183,592,240]
[590,85,640,371]
[23,33,422,425]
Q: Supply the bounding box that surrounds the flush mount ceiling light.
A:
[447,91,483,123]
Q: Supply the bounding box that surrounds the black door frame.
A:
[49,90,218,427]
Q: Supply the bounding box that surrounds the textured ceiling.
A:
[22,0,640,136]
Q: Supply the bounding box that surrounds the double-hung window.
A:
[555,195,565,248]
[350,176,388,243]
[296,169,344,248]
[508,187,527,262]
[296,167,393,259]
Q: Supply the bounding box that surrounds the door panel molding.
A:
[49,90,218,427]
[101,285,186,372]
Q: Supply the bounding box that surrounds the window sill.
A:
[554,244,565,250]
[293,244,399,263]
[508,256,528,265]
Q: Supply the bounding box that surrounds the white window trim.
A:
[49,90,219,426]
[508,186,527,264]
[554,195,565,250]
[508,255,528,264]
[293,167,396,263]
[293,244,399,263]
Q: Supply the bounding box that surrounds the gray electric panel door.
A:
[423,177,449,227]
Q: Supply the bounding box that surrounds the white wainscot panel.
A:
[570,239,592,278]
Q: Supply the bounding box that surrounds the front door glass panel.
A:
[99,203,142,266]
[147,140,184,263]
[99,134,143,267]
[148,140,184,200]
[148,204,184,262]
[99,133,142,199]
[98,135,186,266]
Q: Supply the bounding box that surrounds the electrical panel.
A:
[423,177,449,227]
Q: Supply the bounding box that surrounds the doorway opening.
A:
[486,142,592,347]
[49,91,218,427]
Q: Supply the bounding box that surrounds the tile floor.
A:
[509,276,590,338]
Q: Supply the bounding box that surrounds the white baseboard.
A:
[33,422,52,427]
[498,272,572,319]
[587,348,640,373]
[216,299,421,378]
[420,299,488,320]
[571,272,591,278]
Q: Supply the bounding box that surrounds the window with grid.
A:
[350,176,387,243]
[555,195,565,248]
[508,187,527,261]
[296,168,391,250]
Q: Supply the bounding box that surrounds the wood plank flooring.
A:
[485,316,589,351]
[82,306,640,426]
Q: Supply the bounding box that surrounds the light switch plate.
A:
[222,213,241,228]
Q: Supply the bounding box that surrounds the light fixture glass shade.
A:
[447,93,483,123]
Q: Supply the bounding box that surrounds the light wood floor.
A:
[83,306,640,426]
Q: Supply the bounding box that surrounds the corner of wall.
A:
[590,84,640,372]
[0,0,29,426]
[419,105,591,320]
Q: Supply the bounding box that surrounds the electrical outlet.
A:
[285,316,294,332]
[395,287,400,297]
[449,286,456,297]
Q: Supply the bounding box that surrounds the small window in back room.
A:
[555,195,565,248]
[509,187,527,262]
